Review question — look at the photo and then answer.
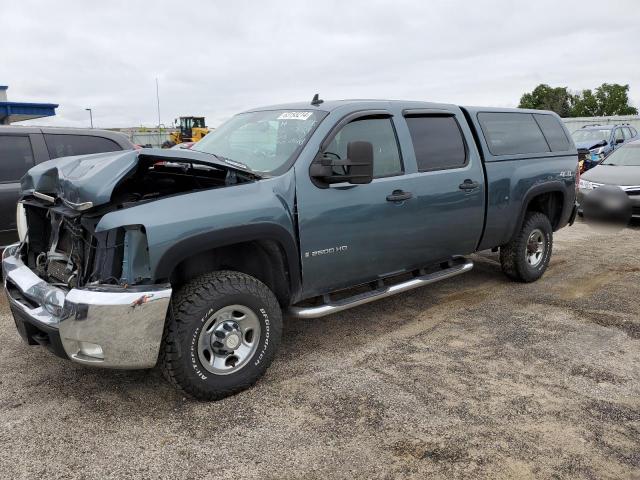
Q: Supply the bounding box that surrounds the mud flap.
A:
[568,203,578,226]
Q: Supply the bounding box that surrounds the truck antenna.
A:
[311,93,323,106]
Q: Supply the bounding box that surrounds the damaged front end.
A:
[20,200,152,289]
[4,149,257,368]
[20,149,258,288]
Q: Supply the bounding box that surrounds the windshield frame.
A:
[571,128,612,144]
[191,108,329,177]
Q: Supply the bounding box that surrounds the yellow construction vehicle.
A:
[168,116,210,145]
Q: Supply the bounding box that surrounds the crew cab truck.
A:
[2,99,578,400]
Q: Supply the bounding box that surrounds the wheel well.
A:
[525,191,564,230]
[169,240,291,307]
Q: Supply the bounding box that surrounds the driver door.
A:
[295,112,416,297]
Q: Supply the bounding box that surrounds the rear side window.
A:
[533,114,570,151]
[0,135,34,182]
[405,115,466,171]
[44,134,121,159]
[478,112,550,156]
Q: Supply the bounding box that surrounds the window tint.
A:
[323,118,402,178]
[44,134,121,159]
[405,115,466,171]
[478,112,550,156]
[614,128,625,142]
[0,135,34,182]
[533,114,570,151]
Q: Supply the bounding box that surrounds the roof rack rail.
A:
[581,123,601,128]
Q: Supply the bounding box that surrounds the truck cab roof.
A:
[245,99,563,118]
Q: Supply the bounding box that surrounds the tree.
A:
[570,89,599,117]
[518,84,574,117]
[519,83,638,117]
[590,83,637,116]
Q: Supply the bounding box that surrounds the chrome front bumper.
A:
[2,244,172,369]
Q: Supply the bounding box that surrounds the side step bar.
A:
[289,257,473,319]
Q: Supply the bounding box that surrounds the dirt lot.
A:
[0,220,638,479]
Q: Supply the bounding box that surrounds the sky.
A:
[2,0,639,129]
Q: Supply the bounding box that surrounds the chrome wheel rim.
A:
[197,305,261,375]
[525,229,545,267]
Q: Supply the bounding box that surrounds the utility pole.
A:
[85,108,93,128]
[156,78,161,127]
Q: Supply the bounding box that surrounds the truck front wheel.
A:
[499,212,553,283]
[160,271,282,400]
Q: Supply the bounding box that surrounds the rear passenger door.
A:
[0,134,35,245]
[400,112,486,261]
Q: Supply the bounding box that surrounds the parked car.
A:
[578,138,640,219]
[0,126,134,246]
[3,100,578,400]
[571,124,639,171]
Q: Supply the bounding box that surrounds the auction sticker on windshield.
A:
[277,111,314,121]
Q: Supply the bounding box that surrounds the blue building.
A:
[0,85,58,124]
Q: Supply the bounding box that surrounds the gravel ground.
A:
[0,220,639,479]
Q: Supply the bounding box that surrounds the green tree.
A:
[518,84,574,117]
[570,89,599,117]
[519,83,637,117]
[591,83,638,116]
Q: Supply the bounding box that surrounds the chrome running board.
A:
[289,257,473,319]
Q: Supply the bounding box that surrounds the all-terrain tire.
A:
[499,212,553,283]
[160,271,282,400]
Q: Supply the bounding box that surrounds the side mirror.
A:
[310,141,374,185]
[616,138,624,144]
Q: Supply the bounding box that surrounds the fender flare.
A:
[509,181,568,240]
[152,222,301,298]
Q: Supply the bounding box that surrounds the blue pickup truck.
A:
[3,99,578,400]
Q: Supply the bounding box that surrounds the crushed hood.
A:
[21,148,260,209]
[575,140,607,151]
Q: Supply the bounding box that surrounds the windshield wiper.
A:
[190,150,263,178]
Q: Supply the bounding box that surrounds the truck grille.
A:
[23,201,89,286]
[46,259,75,285]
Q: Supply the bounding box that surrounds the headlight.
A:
[27,282,71,322]
[16,202,27,242]
[43,288,67,318]
[578,179,593,190]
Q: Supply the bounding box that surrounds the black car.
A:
[578,139,640,219]
[0,126,134,246]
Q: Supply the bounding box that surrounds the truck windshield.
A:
[571,129,610,143]
[192,110,327,174]
[601,144,640,166]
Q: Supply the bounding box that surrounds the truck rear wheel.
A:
[499,212,553,283]
[160,271,282,400]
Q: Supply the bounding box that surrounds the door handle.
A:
[459,179,479,191]
[386,190,413,202]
